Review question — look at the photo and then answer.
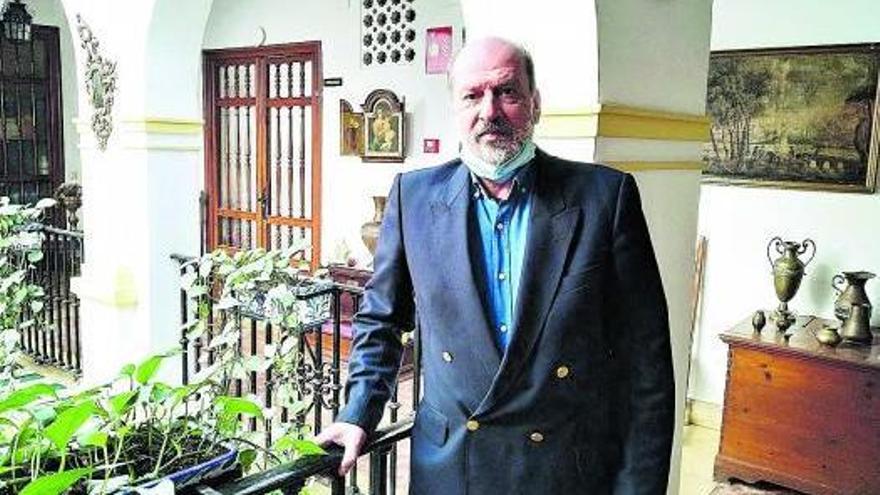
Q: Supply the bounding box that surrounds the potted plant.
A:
[0,240,327,494]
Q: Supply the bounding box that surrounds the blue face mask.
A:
[461,140,536,183]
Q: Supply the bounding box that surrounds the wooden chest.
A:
[715,315,880,495]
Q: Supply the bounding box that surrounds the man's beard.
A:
[467,117,533,165]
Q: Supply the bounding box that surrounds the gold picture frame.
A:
[703,44,880,192]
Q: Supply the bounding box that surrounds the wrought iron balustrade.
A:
[19,224,84,374]
[173,253,420,494]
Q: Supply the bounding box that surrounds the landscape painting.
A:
[703,45,880,192]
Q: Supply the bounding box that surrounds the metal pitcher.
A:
[766,237,816,328]
[840,302,873,344]
[832,271,874,325]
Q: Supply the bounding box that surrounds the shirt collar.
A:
[470,161,535,201]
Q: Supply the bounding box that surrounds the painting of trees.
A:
[703,45,880,192]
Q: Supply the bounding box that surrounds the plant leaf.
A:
[0,383,58,414]
[215,396,263,418]
[44,400,96,451]
[20,467,92,495]
[292,439,326,456]
[109,390,138,416]
[119,363,136,378]
[135,355,163,385]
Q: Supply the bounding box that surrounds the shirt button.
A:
[466,420,480,431]
[498,272,507,281]
[556,365,570,379]
[495,222,504,231]
[499,324,508,333]
[529,431,545,443]
[442,351,454,363]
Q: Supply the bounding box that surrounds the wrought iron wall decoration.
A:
[361,0,417,67]
[76,14,117,151]
[703,44,880,192]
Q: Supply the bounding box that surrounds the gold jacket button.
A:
[466,420,480,431]
[556,365,570,379]
[529,431,545,443]
[442,351,454,363]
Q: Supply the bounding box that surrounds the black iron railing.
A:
[173,254,420,494]
[20,224,84,374]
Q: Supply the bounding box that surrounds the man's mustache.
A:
[475,119,514,139]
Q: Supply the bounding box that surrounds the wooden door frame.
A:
[202,41,322,270]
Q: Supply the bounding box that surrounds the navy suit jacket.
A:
[337,150,674,494]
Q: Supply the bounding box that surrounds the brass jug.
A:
[839,302,873,344]
[766,237,816,327]
[832,271,874,324]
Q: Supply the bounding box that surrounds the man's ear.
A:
[532,89,542,124]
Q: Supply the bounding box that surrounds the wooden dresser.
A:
[715,315,880,495]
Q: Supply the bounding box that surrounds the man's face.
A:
[451,41,541,165]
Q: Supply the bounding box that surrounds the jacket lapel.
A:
[475,152,578,414]
[430,163,502,410]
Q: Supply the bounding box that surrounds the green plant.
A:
[0,197,56,385]
[0,244,328,494]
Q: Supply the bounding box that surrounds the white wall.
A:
[203,0,464,265]
[597,0,710,114]
[22,0,79,186]
[691,0,880,405]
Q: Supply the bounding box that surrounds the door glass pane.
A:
[32,38,45,78]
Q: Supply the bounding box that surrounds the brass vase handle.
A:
[799,238,816,267]
[766,236,783,269]
[831,273,845,295]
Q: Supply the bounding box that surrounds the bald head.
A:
[448,37,535,93]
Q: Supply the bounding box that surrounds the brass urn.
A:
[766,237,816,329]
[360,195,387,259]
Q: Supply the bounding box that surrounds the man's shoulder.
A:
[398,158,464,188]
[539,151,627,189]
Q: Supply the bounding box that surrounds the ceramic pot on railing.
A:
[832,271,874,325]
[766,236,816,329]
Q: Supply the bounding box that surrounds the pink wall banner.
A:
[426,26,453,74]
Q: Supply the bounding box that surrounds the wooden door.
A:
[203,42,322,270]
[0,26,63,208]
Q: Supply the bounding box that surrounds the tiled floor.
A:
[680,424,722,495]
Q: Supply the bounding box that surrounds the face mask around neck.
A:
[461,140,536,183]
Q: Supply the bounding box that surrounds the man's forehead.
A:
[451,41,525,91]
[454,67,519,92]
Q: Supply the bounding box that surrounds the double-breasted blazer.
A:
[336,150,674,494]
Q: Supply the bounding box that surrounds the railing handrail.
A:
[202,417,414,495]
[39,224,84,238]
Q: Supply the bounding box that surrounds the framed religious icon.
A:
[339,99,364,156]
[361,89,406,162]
[702,44,880,192]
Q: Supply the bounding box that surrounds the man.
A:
[317,37,674,494]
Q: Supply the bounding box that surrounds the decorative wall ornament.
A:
[76,14,117,151]
[361,0,417,67]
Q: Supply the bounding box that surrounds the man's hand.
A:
[315,422,367,477]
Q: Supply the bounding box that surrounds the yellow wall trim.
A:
[536,104,710,141]
[120,117,204,135]
[606,161,704,172]
[70,267,138,309]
